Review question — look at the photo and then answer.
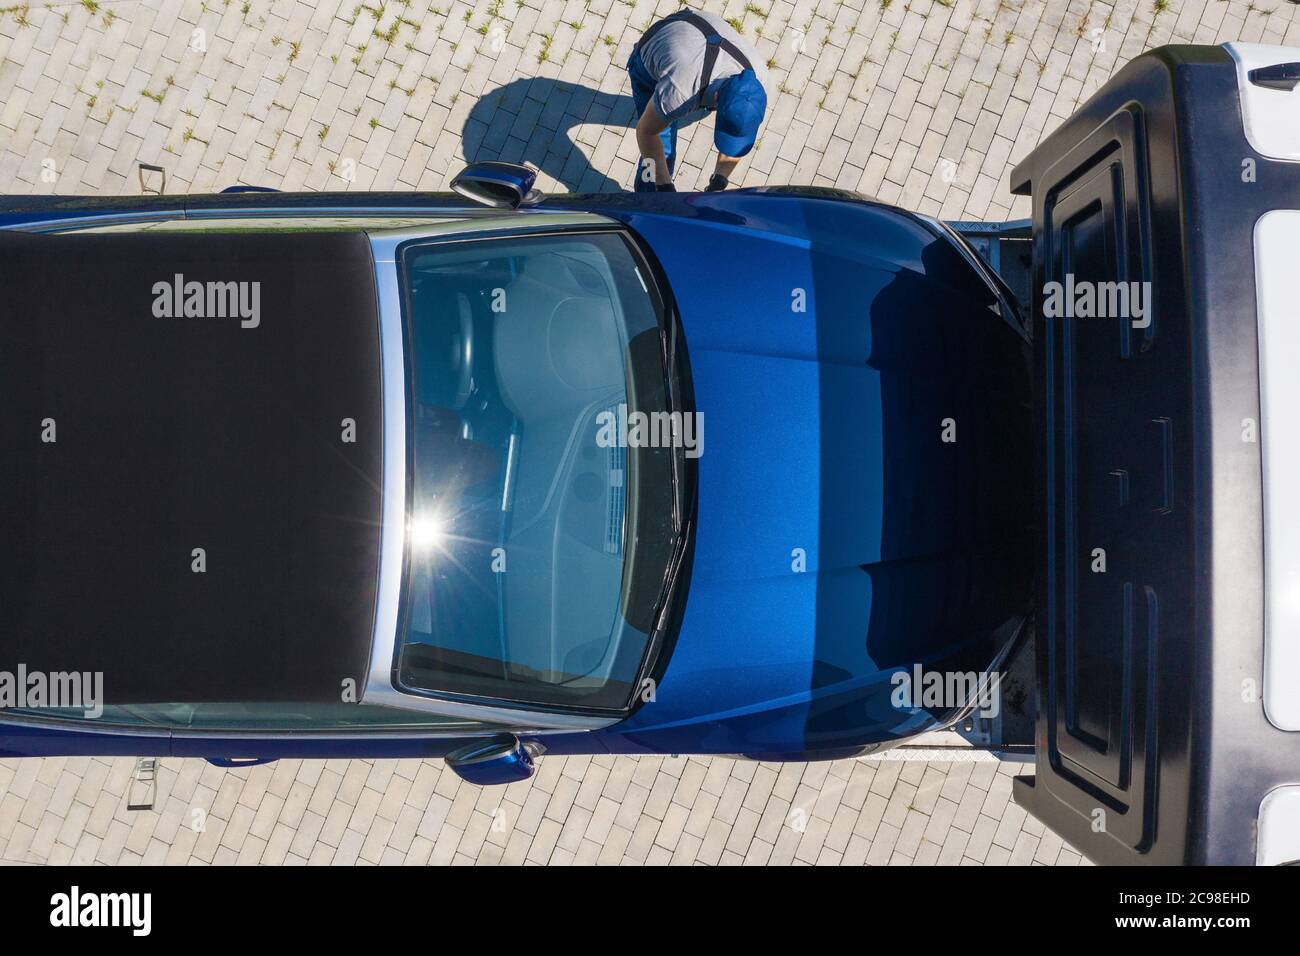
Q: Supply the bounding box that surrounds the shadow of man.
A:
[462,78,638,194]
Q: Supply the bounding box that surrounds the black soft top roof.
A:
[0,230,383,705]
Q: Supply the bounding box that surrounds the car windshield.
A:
[396,230,681,712]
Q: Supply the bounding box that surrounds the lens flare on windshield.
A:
[409,512,447,551]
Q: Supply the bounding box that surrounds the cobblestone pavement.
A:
[1,0,1291,864]
[0,752,1087,866]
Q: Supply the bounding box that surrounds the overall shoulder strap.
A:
[673,12,754,109]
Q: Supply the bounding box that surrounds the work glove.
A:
[705,173,728,192]
[655,182,677,192]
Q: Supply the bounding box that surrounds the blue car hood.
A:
[593,194,1034,756]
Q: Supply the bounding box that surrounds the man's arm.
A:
[636,101,674,186]
[705,153,742,191]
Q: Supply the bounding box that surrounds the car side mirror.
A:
[450,162,544,209]
[444,734,544,785]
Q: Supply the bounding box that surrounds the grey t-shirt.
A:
[638,11,768,123]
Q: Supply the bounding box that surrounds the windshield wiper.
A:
[645,299,691,661]
[663,305,686,535]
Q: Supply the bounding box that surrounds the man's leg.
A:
[627,51,675,191]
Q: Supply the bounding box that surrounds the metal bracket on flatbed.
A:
[953,615,1037,762]
[137,162,167,195]
[126,757,158,811]
[945,218,1033,323]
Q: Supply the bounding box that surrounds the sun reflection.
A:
[409,512,447,551]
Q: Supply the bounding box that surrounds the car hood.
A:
[594,194,1034,755]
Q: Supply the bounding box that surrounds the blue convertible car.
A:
[0,169,1033,776]
[7,42,1300,866]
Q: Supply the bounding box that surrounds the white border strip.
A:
[1254,210,1300,732]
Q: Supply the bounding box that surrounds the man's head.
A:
[714,69,767,158]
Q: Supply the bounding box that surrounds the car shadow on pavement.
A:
[462,78,636,193]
